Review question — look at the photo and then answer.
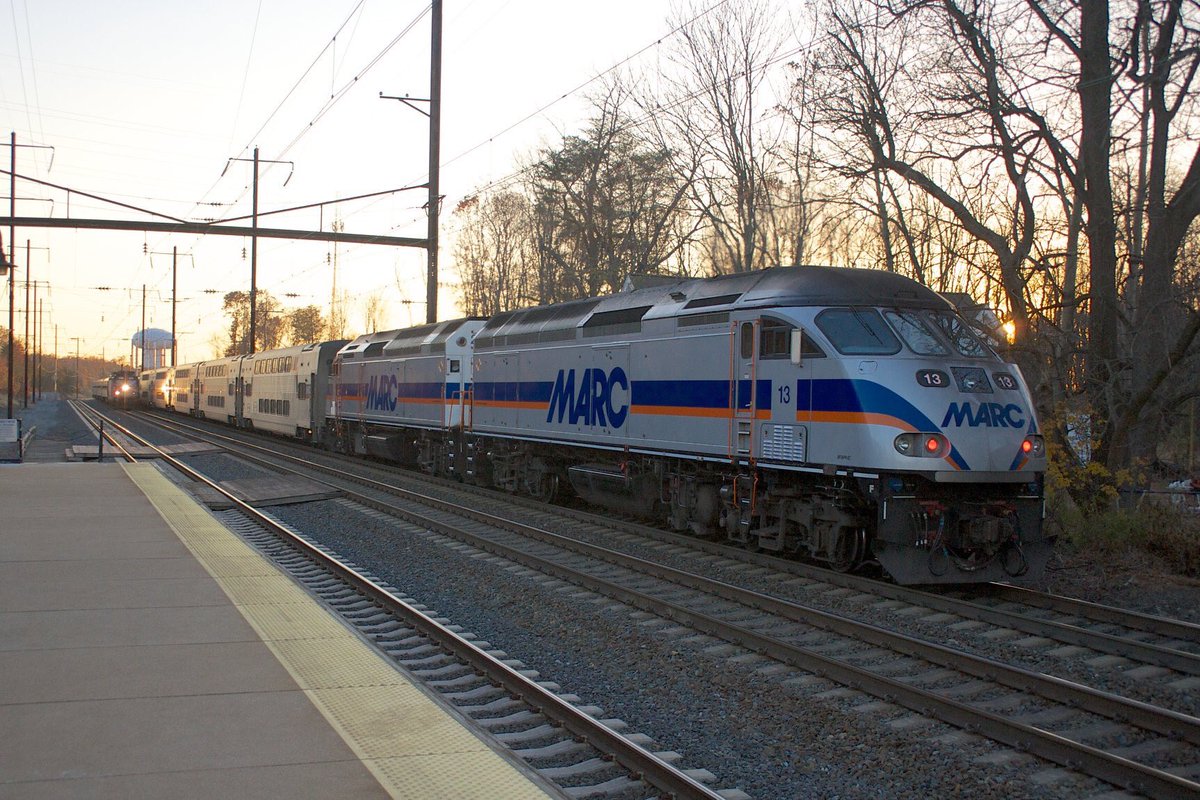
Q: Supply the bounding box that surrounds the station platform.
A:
[0,460,562,800]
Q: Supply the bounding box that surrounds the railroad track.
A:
[80,402,734,800]
[113,404,1200,797]
[129,406,1200,683]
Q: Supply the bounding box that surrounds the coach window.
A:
[298,381,308,400]
[815,308,901,355]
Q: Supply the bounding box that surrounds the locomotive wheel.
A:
[525,465,558,502]
[829,526,865,572]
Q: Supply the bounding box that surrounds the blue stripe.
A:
[801,379,970,470]
[632,379,729,409]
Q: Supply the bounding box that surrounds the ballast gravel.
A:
[265,498,1109,800]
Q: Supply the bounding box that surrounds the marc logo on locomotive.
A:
[942,401,1026,428]
[366,374,399,411]
[547,367,630,428]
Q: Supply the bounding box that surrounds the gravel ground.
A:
[152,433,1195,799]
[265,498,1109,800]
[1031,546,1200,624]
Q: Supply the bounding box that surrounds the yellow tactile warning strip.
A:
[122,462,556,800]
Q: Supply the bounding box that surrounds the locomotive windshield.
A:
[883,311,949,356]
[819,306,997,359]
[922,310,993,358]
[814,308,901,355]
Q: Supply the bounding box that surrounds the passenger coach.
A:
[241,341,346,441]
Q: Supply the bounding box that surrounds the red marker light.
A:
[1022,439,1032,453]
[925,436,940,453]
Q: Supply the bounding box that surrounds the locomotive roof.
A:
[338,318,481,360]
[473,267,951,349]
[636,266,951,317]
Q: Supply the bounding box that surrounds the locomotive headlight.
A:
[894,432,949,458]
[1021,435,1045,457]
[120,383,131,392]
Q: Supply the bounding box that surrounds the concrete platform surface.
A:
[0,462,559,800]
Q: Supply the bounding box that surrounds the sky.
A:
[1,0,708,365]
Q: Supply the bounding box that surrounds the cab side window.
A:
[759,318,825,359]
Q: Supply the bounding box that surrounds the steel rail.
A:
[71,400,137,462]
[980,582,1200,645]
[318,484,1200,800]
[87,405,727,800]
[128,410,1200,799]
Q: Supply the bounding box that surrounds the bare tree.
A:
[287,305,325,345]
[452,190,538,315]
[812,1,1052,347]
[650,0,784,274]
[528,82,697,300]
[362,290,386,335]
[221,290,284,355]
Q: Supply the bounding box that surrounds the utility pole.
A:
[22,240,29,407]
[222,149,292,355]
[35,296,42,401]
[251,147,259,354]
[4,132,54,418]
[330,217,342,339]
[379,0,442,325]
[19,247,49,408]
[70,336,80,399]
[140,284,146,370]
[427,0,442,324]
[148,247,187,366]
[7,133,15,419]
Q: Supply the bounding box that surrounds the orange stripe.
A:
[797,410,918,431]
[631,405,732,419]
[473,400,547,411]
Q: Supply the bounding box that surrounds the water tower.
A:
[132,328,174,369]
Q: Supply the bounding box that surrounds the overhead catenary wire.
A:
[225,0,266,163]
[450,34,823,205]
[185,0,373,223]
[437,0,734,175]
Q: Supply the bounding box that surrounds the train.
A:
[99,266,1051,585]
[90,370,141,409]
